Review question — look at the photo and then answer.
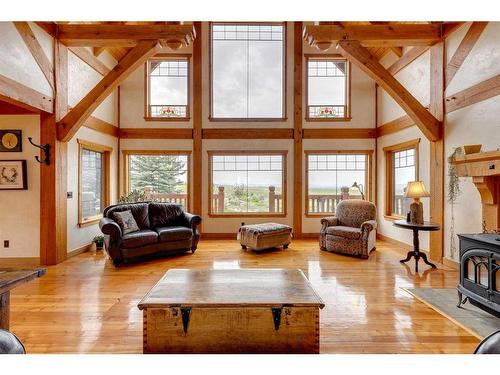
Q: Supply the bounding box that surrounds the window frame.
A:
[208,150,288,218]
[305,54,351,122]
[144,54,191,122]
[304,150,373,217]
[208,22,287,122]
[383,138,420,220]
[122,150,192,211]
[77,139,112,227]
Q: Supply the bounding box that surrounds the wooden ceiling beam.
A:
[57,24,196,47]
[337,40,441,141]
[68,47,111,76]
[446,22,488,88]
[57,40,161,142]
[0,73,53,113]
[388,46,429,75]
[303,24,442,48]
[14,22,54,92]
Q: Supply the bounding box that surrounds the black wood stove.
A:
[457,234,500,317]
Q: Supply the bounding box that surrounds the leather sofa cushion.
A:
[326,226,362,240]
[121,229,158,249]
[149,203,185,228]
[105,203,150,229]
[156,226,193,242]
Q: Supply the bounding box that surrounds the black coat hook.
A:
[28,137,51,165]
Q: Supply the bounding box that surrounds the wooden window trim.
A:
[383,138,420,220]
[77,139,112,227]
[304,150,373,217]
[122,150,192,212]
[305,55,352,122]
[208,22,288,122]
[208,150,288,218]
[144,55,191,121]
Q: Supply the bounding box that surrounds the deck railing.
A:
[143,186,187,207]
[211,186,283,213]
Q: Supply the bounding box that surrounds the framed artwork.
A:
[0,130,22,152]
[0,160,28,190]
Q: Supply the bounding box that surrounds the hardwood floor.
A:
[9,239,478,353]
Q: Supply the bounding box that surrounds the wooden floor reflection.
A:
[9,239,479,353]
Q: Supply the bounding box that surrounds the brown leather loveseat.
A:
[99,202,201,266]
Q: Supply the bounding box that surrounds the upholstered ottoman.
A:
[238,223,292,251]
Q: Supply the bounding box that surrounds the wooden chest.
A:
[137,269,325,354]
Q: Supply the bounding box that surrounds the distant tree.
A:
[129,155,186,194]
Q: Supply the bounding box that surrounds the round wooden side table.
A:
[393,219,440,272]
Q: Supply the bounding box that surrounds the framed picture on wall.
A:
[0,130,22,152]
[0,160,27,190]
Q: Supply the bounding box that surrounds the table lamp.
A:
[350,182,365,200]
[404,181,430,224]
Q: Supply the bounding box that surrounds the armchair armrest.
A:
[361,219,377,233]
[321,216,338,228]
[99,217,122,239]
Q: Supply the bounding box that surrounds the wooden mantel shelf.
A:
[451,150,500,231]
[452,150,500,177]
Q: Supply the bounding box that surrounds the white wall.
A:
[376,22,500,261]
[443,22,500,260]
[0,115,40,258]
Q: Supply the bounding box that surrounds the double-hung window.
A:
[384,139,420,218]
[306,151,370,215]
[210,23,285,119]
[145,58,189,119]
[78,140,111,226]
[306,57,350,120]
[209,151,287,216]
[124,151,190,209]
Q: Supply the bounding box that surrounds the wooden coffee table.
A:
[0,268,46,330]
[138,268,325,353]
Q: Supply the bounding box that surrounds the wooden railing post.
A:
[269,186,276,212]
[217,186,225,213]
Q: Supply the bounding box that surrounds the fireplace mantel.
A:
[452,150,500,231]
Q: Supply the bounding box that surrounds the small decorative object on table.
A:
[238,223,292,251]
[462,144,482,155]
[92,235,104,251]
[0,160,27,190]
[404,181,430,225]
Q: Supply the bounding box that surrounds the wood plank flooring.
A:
[7,239,478,353]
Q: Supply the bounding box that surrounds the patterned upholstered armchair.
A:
[319,200,377,259]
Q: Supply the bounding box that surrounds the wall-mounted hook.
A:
[28,137,51,165]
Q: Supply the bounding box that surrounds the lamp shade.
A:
[404,181,430,198]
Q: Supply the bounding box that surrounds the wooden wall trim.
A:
[119,128,193,139]
[445,73,500,113]
[429,42,445,263]
[303,128,376,139]
[293,22,303,238]
[202,128,293,139]
[84,116,119,137]
[387,46,429,76]
[446,22,488,88]
[13,22,54,91]
[192,22,203,218]
[68,47,112,76]
[376,115,414,137]
[0,74,53,113]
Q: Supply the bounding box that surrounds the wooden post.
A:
[40,41,68,265]
[192,22,202,220]
[293,22,303,238]
[269,186,276,212]
[429,41,445,262]
[217,186,225,213]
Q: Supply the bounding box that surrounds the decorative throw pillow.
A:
[113,210,139,235]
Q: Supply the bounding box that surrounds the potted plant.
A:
[92,235,105,251]
[447,147,464,259]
